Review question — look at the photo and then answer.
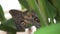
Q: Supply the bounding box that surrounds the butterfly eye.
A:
[34,17,40,22]
[34,17,38,20]
[35,18,38,21]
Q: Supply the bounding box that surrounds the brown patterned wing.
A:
[9,9,26,31]
[9,9,41,31]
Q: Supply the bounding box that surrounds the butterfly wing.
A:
[9,9,41,31]
[9,9,25,31]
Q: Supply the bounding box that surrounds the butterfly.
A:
[9,9,41,31]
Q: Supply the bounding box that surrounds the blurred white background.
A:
[0,0,22,34]
[0,0,22,20]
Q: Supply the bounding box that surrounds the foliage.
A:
[0,5,6,22]
[35,23,60,34]
[0,0,60,34]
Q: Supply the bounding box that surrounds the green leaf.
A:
[19,0,29,10]
[0,5,6,22]
[35,23,60,34]
[38,0,57,24]
[0,24,16,32]
[50,0,60,21]
[46,1,57,24]
[1,18,16,29]
[0,18,17,32]
[46,1,57,18]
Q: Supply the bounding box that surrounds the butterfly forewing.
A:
[9,9,26,31]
